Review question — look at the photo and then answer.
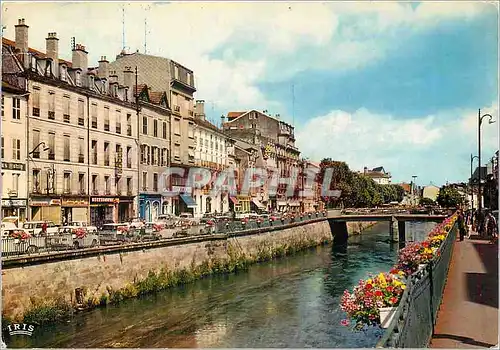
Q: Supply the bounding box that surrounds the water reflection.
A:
[7,222,434,348]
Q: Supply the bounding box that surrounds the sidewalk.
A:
[430,233,498,348]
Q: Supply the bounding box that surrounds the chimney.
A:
[45,32,59,78]
[15,18,29,68]
[72,44,88,75]
[108,70,118,84]
[195,100,205,120]
[98,56,109,79]
[123,66,134,101]
[363,167,367,175]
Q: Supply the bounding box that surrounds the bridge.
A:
[326,212,448,247]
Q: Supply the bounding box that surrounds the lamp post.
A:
[470,154,479,226]
[27,142,50,220]
[478,109,496,229]
[411,175,418,205]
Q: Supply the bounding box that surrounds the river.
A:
[7,221,436,348]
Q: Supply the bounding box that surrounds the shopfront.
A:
[61,197,89,224]
[161,196,172,215]
[139,194,162,222]
[90,197,119,226]
[1,199,27,222]
[236,195,251,213]
[30,197,62,224]
[172,186,194,215]
[251,198,266,213]
[118,196,134,223]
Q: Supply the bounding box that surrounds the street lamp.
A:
[470,154,479,225]
[26,142,51,220]
[411,175,418,205]
[478,109,496,223]
[29,142,50,156]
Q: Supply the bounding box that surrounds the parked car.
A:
[1,228,46,255]
[2,216,20,228]
[67,221,98,233]
[129,218,145,229]
[57,227,100,249]
[22,221,59,236]
[99,223,131,244]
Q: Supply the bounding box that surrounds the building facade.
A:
[1,41,29,222]
[362,166,392,185]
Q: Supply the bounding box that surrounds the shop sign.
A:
[62,198,88,207]
[91,197,119,204]
[172,186,192,194]
[1,199,27,207]
[29,198,60,206]
[2,162,26,171]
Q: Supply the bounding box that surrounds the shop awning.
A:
[251,198,266,209]
[289,201,300,207]
[229,196,239,205]
[180,194,197,208]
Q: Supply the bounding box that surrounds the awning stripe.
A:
[229,196,239,205]
[180,194,197,208]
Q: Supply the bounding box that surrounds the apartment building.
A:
[109,53,196,216]
[1,41,29,221]
[191,100,229,217]
[2,19,170,225]
[223,110,301,212]
[362,166,392,185]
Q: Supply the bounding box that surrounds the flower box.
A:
[379,306,398,328]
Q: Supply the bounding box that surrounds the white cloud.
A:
[1,1,491,113]
[295,103,499,184]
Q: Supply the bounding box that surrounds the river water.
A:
[8,221,436,348]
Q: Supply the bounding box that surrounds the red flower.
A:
[389,297,398,304]
[386,286,394,293]
[375,290,383,297]
[365,283,373,290]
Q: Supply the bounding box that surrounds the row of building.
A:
[1,19,322,225]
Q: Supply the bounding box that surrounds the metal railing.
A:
[376,222,458,348]
[1,212,328,259]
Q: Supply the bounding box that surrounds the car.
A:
[67,221,98,233]
[22,221,59,236]
[54,227,100,249]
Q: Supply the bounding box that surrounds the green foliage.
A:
[420,197,436,206]
[436,186,464,208]
[23,297,72,325]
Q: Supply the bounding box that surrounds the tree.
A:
[420,197,435,206]
[436,186,464,208]
[318,158,353,208]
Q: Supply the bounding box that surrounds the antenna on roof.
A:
[122,4,126,52]
[143,5,151,54]
[71,37,75,51]
[292,83,295,126]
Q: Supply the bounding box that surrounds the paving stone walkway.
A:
[430,233,498,348]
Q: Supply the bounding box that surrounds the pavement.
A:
[430,232,499,348]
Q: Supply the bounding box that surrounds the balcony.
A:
[48,111,55,120]
[63,114,70,123]
[32,107,40,117]
[64,189,71,194]
[8,189,18,197]
[63,154,70,162]
[78,117,85,126]
[78,154,85,163]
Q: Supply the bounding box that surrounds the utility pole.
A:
[135,66,141,219]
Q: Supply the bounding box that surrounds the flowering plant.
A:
[72,228,87,239]
[153,223,164,232]
[117,225,129,233]
[340,272,406,330]
[10,230,29,240]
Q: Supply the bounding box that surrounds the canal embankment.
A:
[2,218,376,325]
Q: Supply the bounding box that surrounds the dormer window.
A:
[60,66,67,81]
[76,71,81,86]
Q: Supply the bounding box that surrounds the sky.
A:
[2,1,499,186]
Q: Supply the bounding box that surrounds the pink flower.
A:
[340,319,350,327]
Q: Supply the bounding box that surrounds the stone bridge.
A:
[327,212,447,247]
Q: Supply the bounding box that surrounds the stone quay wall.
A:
[2,219,376,323]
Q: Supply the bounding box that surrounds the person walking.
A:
[458,209,467,241]
[486,212,498,244]
[41,221,48,237]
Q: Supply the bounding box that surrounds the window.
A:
[127,146,132,168]
[12,97,21,120]
[92,175,98,194]
[153,173,158,192]
[104,142,110,166]
[78,137,85,163]
[140,145,145,164]
[127,113,132,136]
[91,103,97,128]
[63,135,70,161]
[48,93,55,119]
[32,130,40,158]
[163,122,167,139]
[33,90,40,116]
[61,67,67,81]
[1,95,4,117]
[116,110,121,134]
[127,177,132,194]
[104,107,110,131]
[78,99,84,126]
[151,146,156,165]
[48,132,55,160]
[104,175,110,194]
[1,136,3,158]
[12,139,20,160]
[160,148,165,166]
[76,72,81,86]
[63,96,70,123]
[187,72,192,86]
[115,144,122,168]
[115,176,122,195]
[142,172,147,191]
[79,173,85,194]
[64,172,71,194]
[91,140,97,164]
[153,120,158,137]
[174,118,180,135]
[142,116,148,135]
[174,65,179,79]
[33,170,41,193]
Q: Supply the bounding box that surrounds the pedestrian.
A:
[486,212,498,244]
[41,221,48,236]
[458,209,466,241]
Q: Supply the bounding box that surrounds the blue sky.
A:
[3,2,499,186]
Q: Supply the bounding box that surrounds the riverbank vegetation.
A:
[317,159,405,208]
[16,233,332,326]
